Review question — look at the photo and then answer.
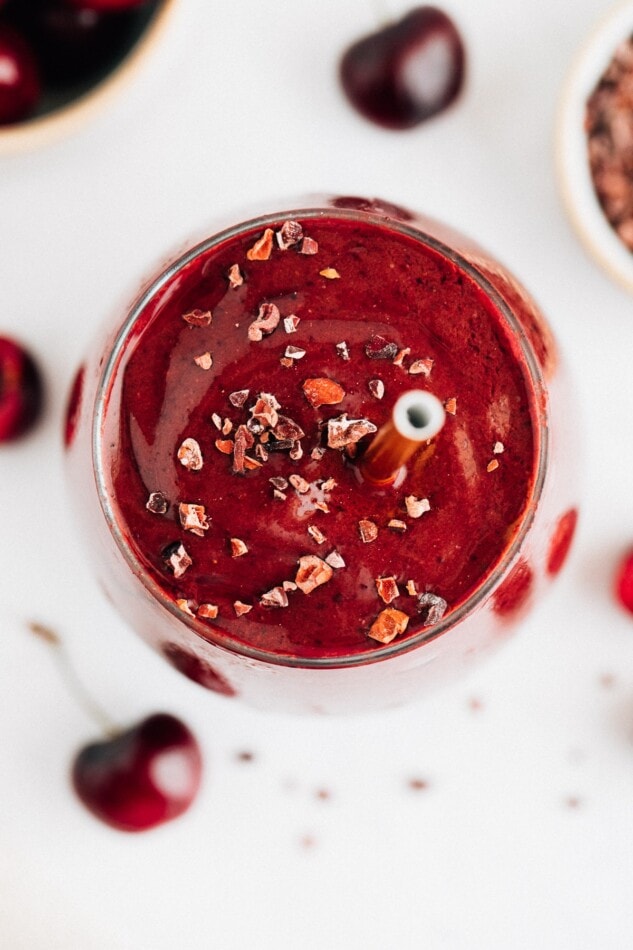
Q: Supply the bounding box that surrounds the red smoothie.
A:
[101,213,537,662]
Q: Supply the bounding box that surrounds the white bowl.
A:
[0,0,178,154]
[557,0,633,293]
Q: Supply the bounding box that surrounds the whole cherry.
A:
[73,713,203,832]
[29,622,202,832]
[339,6,466,130]
[0,336,44,442]
[0,25,41,125]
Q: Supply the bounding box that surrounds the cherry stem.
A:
[28,622,120,738]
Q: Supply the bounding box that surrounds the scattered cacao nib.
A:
[182,308,212,327]
[376,576,400,604]
[283,580,298,592]
[197,603,219,619]
[233,425,255,474]
[393,346,411,367]
[146,491,168,515]
[255,443,269,462]
[260,586,289,608]
[246,228,274,261]
[273,489,287,501]
[486,459,499,473]
[248,302,281,341]
[283,314,301,333]
[388,519,407,532]
[215,438,234,454]
[176,598,195,616]
[417,592,448,625]
[406,579,418,596]
[311,446,326,461]
[276,220,304,250]
[493,441,505,454]
[211,413,222,429]
[325,550,346,569]
[289,441,304,461]
[320,477,337,492]
[285,345,306,360]
[308,525,327,545]
[444,397,457,415]
[222,418,233,435]
[300,236,319,255]
[251,392,280,429]
[368,608,409,644]
[178,503,210,537]
[368,379,385,400]
[269,476,289,491]
[303,377,346,408]
[365,335,398,360]
[268,440,294,453]
[327,414,377,449]
[162,542,192,578]
[295,555,334,594]
[227,263,244,288]
[289,474,310,493]
[244,456,262,471]
[230,538,248,557]
[405,495,430,519]
[194,352,213,370]
[280,357,294,368]
[409,358,434,376]
[359,519,378,543]
[314,500,329,513]
[273,415,305,441]
[408,778,429,791]
[229,389,250,408]
[177,437,203,471]
[336,341,350,361]
[319,267,340,279]
[233,601,253,616]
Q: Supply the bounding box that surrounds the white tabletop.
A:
[2,1,633,947]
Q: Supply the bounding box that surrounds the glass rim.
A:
[93,202,549,670]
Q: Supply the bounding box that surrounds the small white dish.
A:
[0,0,177,154]
[557,0,633,293]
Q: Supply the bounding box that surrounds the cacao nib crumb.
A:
[182,308,212,327]
[405,495,430,519]
[198,603,219,619]
[283,314,301,333]
[260,586,289,608]
[319,267,340,279]
[233,601,253,616]
[248,302,281,341]
[211,413,222,430]
[368,608,409,644]
[230,538,248,557]
[178,503,210,537]
[177,437,203,471]
[300,236,319,255]
[303,377,345,408]
[222,418,233,435]
[295,555,334,594]
[336,341,350,360]
[273,489,287,501]
[273,415,305,441]
[283,580,297,592]
[307,525,327,545]
[233,425,255,474]
[365,335,398,360]
[368,379,384,399]
[487,459,499,473]
[280,357,294,368]
[269,476,289,491]
[276,220,304,250]
[251,392,280,428]
[255,443,269,462]
[388,519,407,532]
[393,346,411,367]
[229,389,250,408]
[320,477,337,492]
[417,592,448,625]
[215,438,234,455]
[493,441,505,454]
[227,263,244,288]
[268,439,294,453]
[311,446,326,461]
[289,441,304,461]
[445,397,457,415]
[176,598,195,616]
[289,474,310,494]
[406,579,418,596]
[359,519,378,543]
[408,778,429,792]
[327,414,377,449]
[146,491,168,515]
[285,345,306,360]
[246,228,274,261]
[162,542,192,578]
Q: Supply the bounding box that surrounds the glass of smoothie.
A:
[64,196,578,714]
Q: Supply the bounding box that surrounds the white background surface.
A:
[1,0,633,947]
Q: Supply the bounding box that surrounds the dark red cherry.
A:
[66,0,148,11]
[340,6,465,130]
[0,337,43,442]
[0,25,40,125]
[72,713,202,832]
[615,549,633,616]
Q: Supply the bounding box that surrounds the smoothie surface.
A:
[104,214,538,659]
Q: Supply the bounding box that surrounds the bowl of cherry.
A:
[0,0,176,150]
